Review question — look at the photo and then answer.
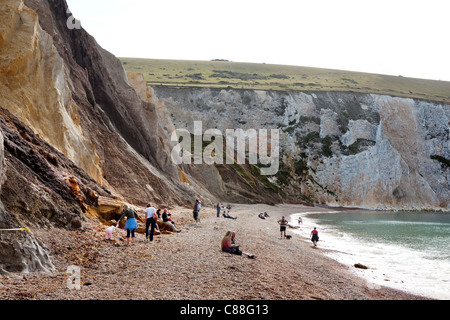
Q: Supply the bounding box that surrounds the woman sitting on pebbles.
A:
[221,231,256,259]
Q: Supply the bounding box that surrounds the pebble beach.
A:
[0,203,429,300]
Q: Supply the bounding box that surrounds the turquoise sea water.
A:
[289,210,450,300]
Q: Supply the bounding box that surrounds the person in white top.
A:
[144,203,158,242]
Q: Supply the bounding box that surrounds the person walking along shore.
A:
[310,227,319,247]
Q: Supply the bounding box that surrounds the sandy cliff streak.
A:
[0,0,215,273]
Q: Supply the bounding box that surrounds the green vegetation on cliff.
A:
[120,58,450,103]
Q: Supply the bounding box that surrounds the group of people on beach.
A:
[216,202,236,219]
[258,212,270,219]
[143,203,181,240]
[277,215,319,246]
[220,212,319,260]
[197,200,237,222]
[110,200,319,254]
[106,203,181,245]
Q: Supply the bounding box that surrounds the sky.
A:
[65,0,450,81]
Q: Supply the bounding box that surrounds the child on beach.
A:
[105,224,119,241]
[221,231,256,259]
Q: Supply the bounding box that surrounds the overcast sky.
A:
[66,0,450,81]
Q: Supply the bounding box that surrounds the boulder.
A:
[97,196,125,221]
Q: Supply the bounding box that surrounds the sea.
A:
[288,209,450,300]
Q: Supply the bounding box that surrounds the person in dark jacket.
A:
[118,204,139,245]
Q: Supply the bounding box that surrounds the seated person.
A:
[160,208,181,233]
[223,211,237,219]
[221,231,256,259]
[162,209,172,223]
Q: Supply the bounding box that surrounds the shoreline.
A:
[0,203,430,300]
[293,207,449,300]
[313,203,450,214]
[220,203,433,300]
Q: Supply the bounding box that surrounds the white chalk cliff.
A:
[154,87,450,210]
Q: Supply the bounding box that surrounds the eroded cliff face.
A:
[0,0,217,272]
[0,0,209,207]
[153,86,450,211]
[0,0,102,183]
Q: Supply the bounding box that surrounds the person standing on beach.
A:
[310,227,319,247]
[193,199,200,225]
[278,216,288,239]
[216,202,221,217]
[118,205,139,246]
[144,203,158,242]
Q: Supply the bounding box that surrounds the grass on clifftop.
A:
[120,58,450,103]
